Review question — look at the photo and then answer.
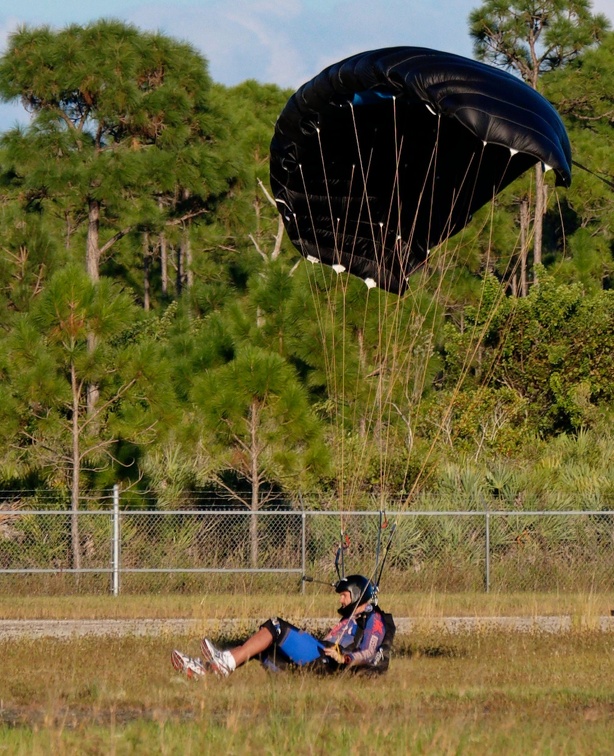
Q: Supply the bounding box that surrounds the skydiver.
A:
[171,574,395,678]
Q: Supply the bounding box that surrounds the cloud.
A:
[0,0,612,131]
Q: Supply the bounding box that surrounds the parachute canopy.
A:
[270,47,572,294]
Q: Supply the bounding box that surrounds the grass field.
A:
[1,588,613,620]
[1,594,614,754]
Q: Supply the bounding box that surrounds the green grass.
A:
[1,630,614,754]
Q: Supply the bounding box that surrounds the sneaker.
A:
[200,637,236,677]
[171,649,207,679]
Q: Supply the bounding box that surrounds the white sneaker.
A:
[171,649,207,679]
[200,637,236,677]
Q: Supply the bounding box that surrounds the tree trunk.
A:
[86,198,101,283]
[250,494,259,569]
[86,334,100,415]
[160,232,168,296]
[176,243,183,296]
[86,197,100,412]
[182,227,193,290]
[70,363,82,571]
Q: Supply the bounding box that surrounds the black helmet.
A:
[335,574,376,617]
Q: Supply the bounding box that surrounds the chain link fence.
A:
[1,489,614,594]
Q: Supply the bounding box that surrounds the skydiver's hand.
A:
[324,646,346,665]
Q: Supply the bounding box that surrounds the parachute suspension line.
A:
[424,114,442,261]
[468,156,569,401]
[335,530,350,580]
[331,102,388,505]
[362,115,447,503]
[318,97,410,510]
[315,126,349,507]
[362,108,443,504]
[376,95,412,502]
[572,159,614,191]
[365,99,397,504]
[456,146,528,386]
[428,132,489,289]
[337,162,363,500]
[401,279,521,500]
[348,101,381,264]
[301,97,405,512]
[439,146,523,466]
[297,162,322,262]
[295,160,343,486]
[452,143,498,370]
[553,187,568,262]
[373,509,386,579]
[351,95,411,506]
[340,163,358,260]
[398,142,517,501]
[383,124,425,505]
[393,135,489,498]
[373,516,397,593]
[347,102,389,490]
[330,129,375,508]
[302,119,375,511]
[433,153,537,435]
[315,125,341,262]
[392,122,453,498]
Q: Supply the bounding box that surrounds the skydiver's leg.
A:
[230,626,274,666]
[201,626,275,676]
[202,618,325,676]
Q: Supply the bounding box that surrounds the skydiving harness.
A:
[302,510,397,671]
[342,605,396,673]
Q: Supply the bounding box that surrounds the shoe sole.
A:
[171,649,187,673]
[172,649,206,679]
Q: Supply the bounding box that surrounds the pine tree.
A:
[0,265,174,568]
[468,0,609,285]
[190,344,329,567]
[544,32,614,289]
[0,20,234,286]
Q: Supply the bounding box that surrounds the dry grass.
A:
[1,627,614,754]
[1,589,613,621]
[2,592,614,752]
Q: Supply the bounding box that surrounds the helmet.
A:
[335,574,377,617]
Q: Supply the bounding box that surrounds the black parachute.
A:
[270,47,572,294]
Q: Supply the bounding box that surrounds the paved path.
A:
[2,615,614,639]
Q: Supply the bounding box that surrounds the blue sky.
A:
[1,0,613,130]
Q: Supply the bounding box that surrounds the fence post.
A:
[484,511,491,593]
[301,511,306,595]
[112,484,120,596]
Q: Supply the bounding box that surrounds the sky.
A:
[1,0,614,131]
